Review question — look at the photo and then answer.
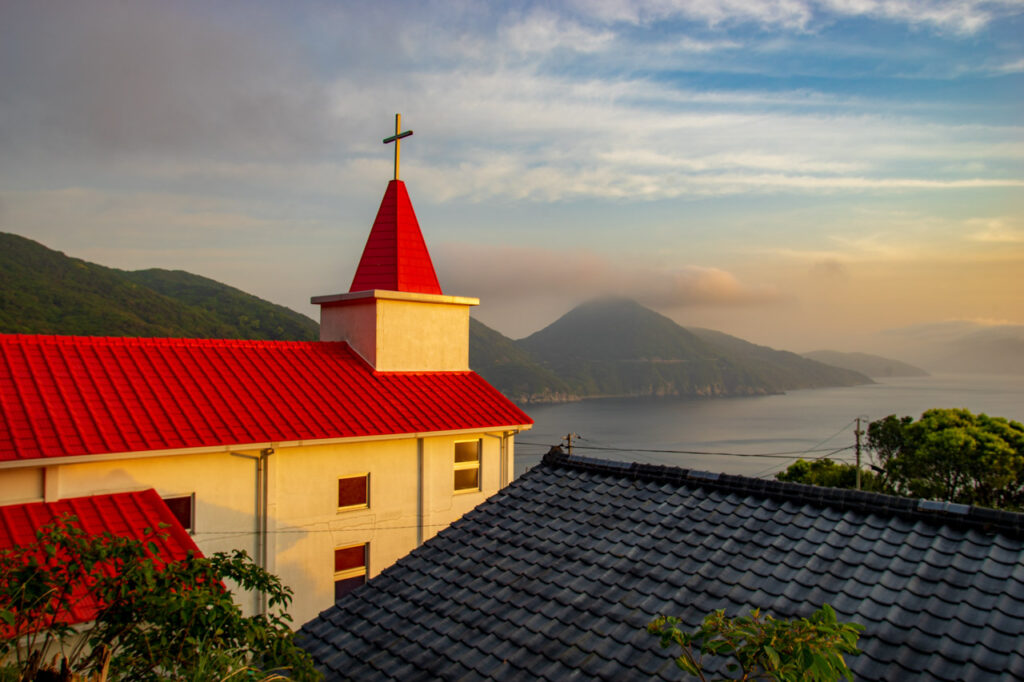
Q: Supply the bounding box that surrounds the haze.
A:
[2,0,1021,361]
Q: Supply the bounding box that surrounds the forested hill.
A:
[0,233,318,340]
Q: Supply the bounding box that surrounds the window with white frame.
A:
[337,473,369,511]
[453,439,481,492]
[333,543,367,600]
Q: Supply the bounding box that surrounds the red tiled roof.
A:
[0,335,532,462]
[349,180,443,295]
[0,489,201,625]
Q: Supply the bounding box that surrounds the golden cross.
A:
[382,113,413,181]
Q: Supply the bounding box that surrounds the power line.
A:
[516,439,855,459]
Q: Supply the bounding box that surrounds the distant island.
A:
[1,232,873,404]
[801,350,928,378]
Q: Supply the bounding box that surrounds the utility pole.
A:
[854,418,863,490]
[563,433,580,455]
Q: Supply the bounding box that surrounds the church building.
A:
[0,116,532,625]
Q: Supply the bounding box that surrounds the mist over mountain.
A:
[877,321,1024,375]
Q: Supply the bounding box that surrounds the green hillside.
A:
[0,233,317,340]
[469,318,573,403]
[122,268,318,341]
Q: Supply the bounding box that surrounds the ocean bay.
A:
[515,373,1024,479]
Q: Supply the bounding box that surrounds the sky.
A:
[1,0,1022,358]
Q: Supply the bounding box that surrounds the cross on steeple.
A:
[382,113,413,181]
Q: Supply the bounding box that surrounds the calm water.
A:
[515,374,1023,479]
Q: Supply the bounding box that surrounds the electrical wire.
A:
[516,439,855,459]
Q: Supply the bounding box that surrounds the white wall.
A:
[0,430,516,626]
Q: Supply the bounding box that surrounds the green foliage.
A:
[0,515,318,681]
[648,604,863,681]
[868,409,1024,510]
[775,458,885,492]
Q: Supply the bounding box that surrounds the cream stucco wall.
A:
[315,290,478,371]
[0,429,519,626]
[0,467,43,504]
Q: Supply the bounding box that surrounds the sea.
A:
[514,373,1023,480]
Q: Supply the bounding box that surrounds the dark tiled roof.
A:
[299,452,1024,681]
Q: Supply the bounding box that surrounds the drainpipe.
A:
[230,447,274,614]
[416,438,425,547]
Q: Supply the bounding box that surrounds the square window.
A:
[334,543,367,600]
[338,474,369,510]
[163,495,194,533]
[454,440,481,492]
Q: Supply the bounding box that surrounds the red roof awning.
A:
[0,489,201,625]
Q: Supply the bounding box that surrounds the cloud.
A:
[502,10,616,54]
[994,58,1024,74]
[810,258,849,278]
[323,63,1024,202]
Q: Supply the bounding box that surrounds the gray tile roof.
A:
[299,452,1024,681]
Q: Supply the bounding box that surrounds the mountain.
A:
[513,298,870,400]
[802,350,929,378]
[0,232,317,340]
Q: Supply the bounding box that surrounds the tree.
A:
[0,514,319,681]
[868,409,1024,510]
[648,604,862,682]
[775,458,884,492]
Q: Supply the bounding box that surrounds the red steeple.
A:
[349,180,443,295]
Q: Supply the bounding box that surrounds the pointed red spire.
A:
[349,180,443,295]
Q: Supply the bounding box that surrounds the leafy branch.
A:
[648,604,862,681]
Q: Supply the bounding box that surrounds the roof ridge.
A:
[542,451,1024,539]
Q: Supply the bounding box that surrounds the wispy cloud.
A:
[502,10,616,54]
[575,0,1016,34]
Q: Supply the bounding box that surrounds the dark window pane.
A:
[454,468,479,491]
[338,476,368,507]
[334,575,365,601]
[334,545,366,572]
[455,441,479,463]
[163,496,192,532]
